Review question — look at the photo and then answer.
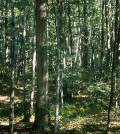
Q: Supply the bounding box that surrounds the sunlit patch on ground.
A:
[0,121,9,126]
[0,95,21,103]
[0,96,9,102]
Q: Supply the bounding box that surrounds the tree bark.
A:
[9,0,15,133]
[54,0,62,133]
[30,6,36,117]
[82,0,89,68]
[33,0,51,132]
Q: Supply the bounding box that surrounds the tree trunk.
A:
[100,0,105,75]
[82,0,89,68]
[5,0,9,70]
[54,0,62,133]
[105,0,111,81]
[22,0,28,122]
[30,6,36,117]
[107,0,119,133]
[33,0,51,132]
[9,0,15,133]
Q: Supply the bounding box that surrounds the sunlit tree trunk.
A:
[5,0,9,70]
[77,3,82,66]
[54,0,61,133]
[30,6,36,118]
[0,1,4,73]
[59,0,65,107]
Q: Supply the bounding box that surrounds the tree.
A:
[33,0,51,132]
[81,0,89,68]
[9,0,15,133]
[30,3,36,118]
[22,0,28,122]
[54,0,62,133]
[1,0,120,133]
[107,0,119,133]
[5,0,9,70]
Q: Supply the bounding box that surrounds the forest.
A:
[0,0,120,134]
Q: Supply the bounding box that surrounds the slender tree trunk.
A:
[5,0,9,69]
[30,7,36,117]
[67,3,73,95]
[9,0,15,133]
[22,0,28,122]
[59,0,65,107]
[105,0,111,81]
[100,0,105,76]
[107,0,119,133]
[77,4,82,66]
[115,24,120,109]
[54,0,62,133]
[82,0,89,68]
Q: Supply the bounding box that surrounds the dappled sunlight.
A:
[0,0,120,133]
[0,95,22,103]
[112,121,120,126]
[0,96,9,102]
[60,117,84,131]
[0,121,9,126]
[58,98,120,133]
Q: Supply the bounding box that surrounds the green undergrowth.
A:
[49,97,120,134]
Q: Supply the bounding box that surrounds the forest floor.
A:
[58,96,120,134]
[0,78,120,133]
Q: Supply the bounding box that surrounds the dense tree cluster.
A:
[0,0,120,134]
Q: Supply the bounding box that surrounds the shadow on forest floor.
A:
[0,73,29,101]
[0,121,32,134]
[0,74,120,134]
[0,124,120,134]
[60,124,120,134]
[81,124,106,134]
